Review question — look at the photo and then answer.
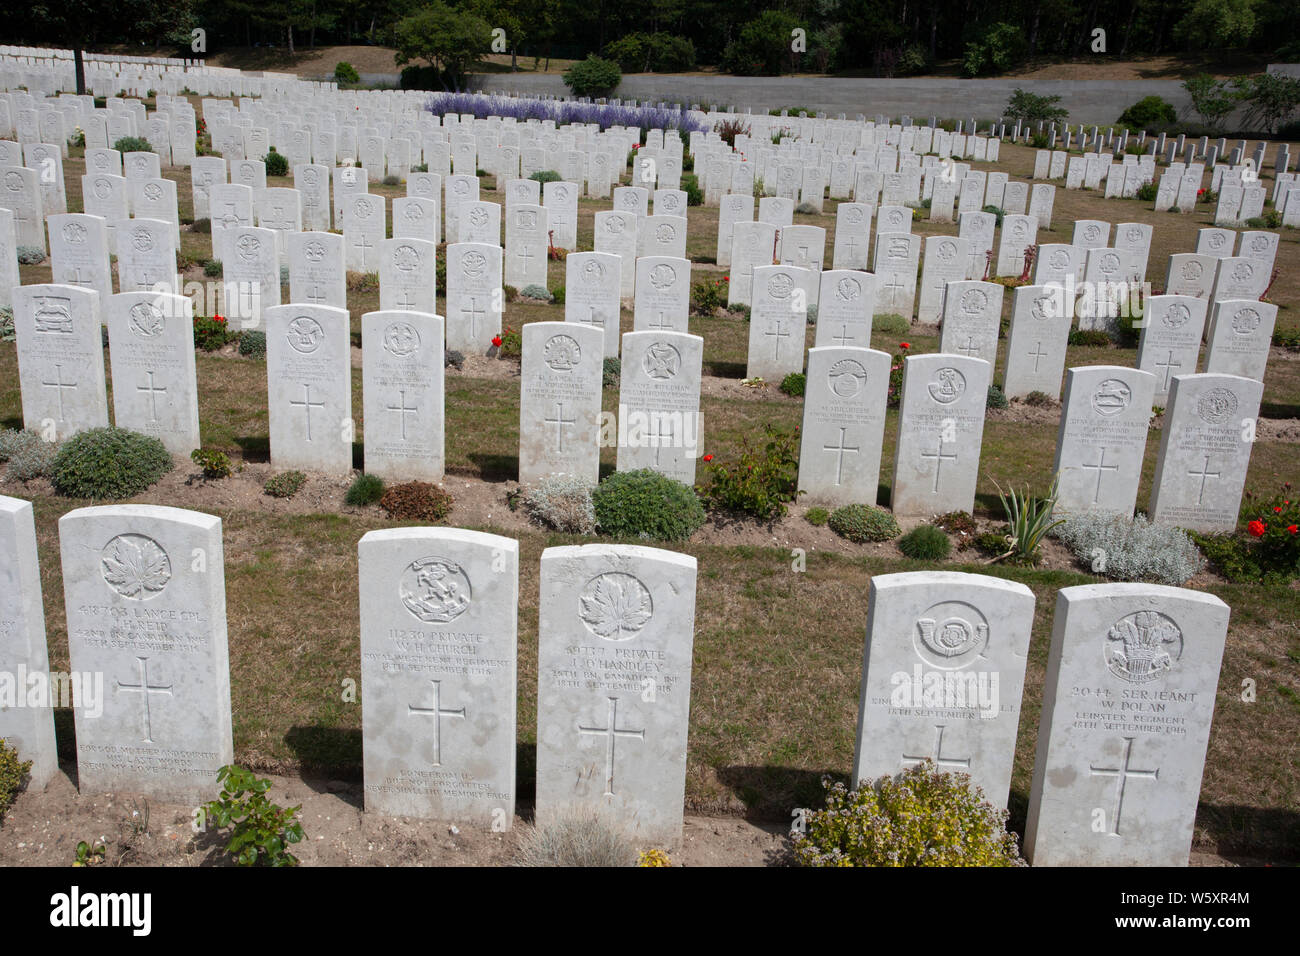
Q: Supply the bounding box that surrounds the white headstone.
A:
[265,304,353,473]
[1025,584,1230,866]
[361,310,445,482]
[60,505,233,802]
[535,544,697,845]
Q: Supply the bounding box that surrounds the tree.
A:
[1004,89,1069,125]
[1183,73,1242,132]
[392,2,492,90]
[1233,71,1300,133]
[721,9,803,76]
[1173,0,1258,50]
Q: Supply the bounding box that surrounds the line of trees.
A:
[8,0,1300,81]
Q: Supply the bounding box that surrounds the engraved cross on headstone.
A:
[765,320,791,360]
[40,364,78,421]
[462,297,486,338]
[902,725,971,771]
[290,383,325,441]
[577,696,644,797]
[957,335,982,357]
[1081,446,1120,503]
[545,401,576,452]
[921,437,959,493]
[408,679,465,767]
[1027,341,1050,372]
[823,426,860,485]
[117,656,173,744]
[1187,455,1221,505]
[1089,736,1159,836]
[386,389,418,440]
[1154,350,1182,390]
[137,370,167,422]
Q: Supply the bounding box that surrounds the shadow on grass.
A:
[716,764,835,820]
[703,360,747,379]
[284,725,362,778]
[467,452,519,482]
[1,416,22,431]
[1198,803,1300,861]
[234,434,270,463]
[1262,400,1300,419]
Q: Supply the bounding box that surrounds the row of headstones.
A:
[0,496,1232,863]
[798,346,1263,534]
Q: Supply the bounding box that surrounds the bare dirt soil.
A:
[0,767,789,867]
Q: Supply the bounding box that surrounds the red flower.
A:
[632,144,640,150]
[723,276,729,282]
[213,314,225,323]
[900,342,910,349]
[703,454,714,462]
[1248,520,1267,537]
[1289,525,1299,534]
[1275,506,1283,513]
[491,335,502,347]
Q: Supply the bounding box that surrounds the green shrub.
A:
[0,429,61,481]
[1136,182,1158,202]
[1023,390,1056,407]
[113,136,152,154]
[16,246,45,265]
[502,285,519,302]
[520,284,553,302]
[51,427,172,499]
[700,424,800,520]
[203,259,222,277]
[191,217,212,234]
[602,356,621,388]
[963,24,1029,78]
[263,470,306,499]
[1246,211,1283,229]
[681,173,703,206]
[517,809,637,867]
[779,372,806,397]
[1003,87,1068,124]
[382,174,401,187]
[345,473,385,506]
[0,738,32,824]
[793,765,1025,867]
[262,148,289,177]
[379,481,455,521]
[874,313,910,335]
[604,31,697,73]
[898,524,952,560]
[974,528,1013,557]
[981,204,1006,226]
[805,506,829,527]
[1055,512,1206,585]
[522,474,597,534]
[529,169,562,183]
[238,330,266,358]
[994,475,1064,565]
[193,314,233,350]
[592,469,705,542]
[828,503,900,543]
[190,447,232,479]
[690,277,727,316]
[1068,329,1112,347]
[445,349,465,370]
[334,61,361,85]
[563,55,622,98]
[0,306,13,342]
[199,765,304,867]
[1118,95,1177,130]
[986,385,1009,409]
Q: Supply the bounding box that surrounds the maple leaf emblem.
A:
[101,535,172,599]
[579,573,653,640]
